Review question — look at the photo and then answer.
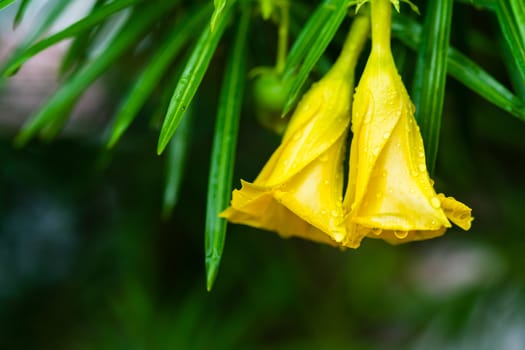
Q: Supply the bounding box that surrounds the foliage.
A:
[0,0,524,348]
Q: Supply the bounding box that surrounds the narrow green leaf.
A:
[10,0,70,49]
[496,0,525,88]
[205,5,250,291]
[500,32,525,100]
[14,1,177,147]
[392,15,525,122]
[14,0,31,28]
[0,0,17,11]
[2,0,142,77]
[59,0,127,77]
[106,4,211,148]
[282,1,334,82]
[447,49,525,120]
[157,2,234,155]
[411,0,453,173]
[211,0,227,32]
[282,0,348,115]
[163,108,193,219]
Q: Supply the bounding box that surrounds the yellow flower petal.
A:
[220,181,338,246]
[221,69,352,244]
[343,0,472,248]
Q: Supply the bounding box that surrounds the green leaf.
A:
[0,0,17,11]
[411,0,454,173]
[13,0,31,28]
[14,1,177,147]
[205,5,250,291]
[2,0,142,77]
[392,15,525,121]
[59,0,122,77]
[282,0,348,116]
[211,0,227,32]
[156,2,234,155]
[447,49,525,120]
[281,1,334,83]
[106,4,211,148]
[162,108,193,219]
[500,31,525,100]
[495,0,525,89]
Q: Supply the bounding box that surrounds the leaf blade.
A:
[411,0,454,173]
[205,5,250,291]
[281,1,334,83]
[282,0,348,115]
[0,0,16,12]
[14,1,176,146]
[392,15,525,122]
[162,108,193,219]
[106,4,211,148]
[156,2,234,154]
[495,0,525,89]
[2,0,142,77]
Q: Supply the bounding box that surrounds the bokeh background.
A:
[1,0,525,349]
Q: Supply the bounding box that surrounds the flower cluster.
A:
[221,0,473,248]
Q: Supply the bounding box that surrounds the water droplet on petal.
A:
[383,132,390,140]
[394,230,409,239]
[333,230,344,242]
[418,163,426,172]
[430,196,441,208]
[321,209,327,215]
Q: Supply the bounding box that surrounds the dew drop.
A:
[418,163,426,172]
[321,209,327,215]
[394,230,409,239]
[331,209,339,217]
[383,132,390,140]
[333,231,345,242]
[430,196,441,208]
[323,180,329,185]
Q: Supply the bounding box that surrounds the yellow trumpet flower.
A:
[343,0,473,248]
[221,16,370,245]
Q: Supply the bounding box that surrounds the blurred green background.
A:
[1,0,525,349]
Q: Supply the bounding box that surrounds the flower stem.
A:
[370,0,392,54]
[328,14,370,80]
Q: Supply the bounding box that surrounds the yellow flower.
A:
[221,16,370,245]
[342,0,473,248]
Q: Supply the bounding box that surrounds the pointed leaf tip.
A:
[206,256,220,291]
